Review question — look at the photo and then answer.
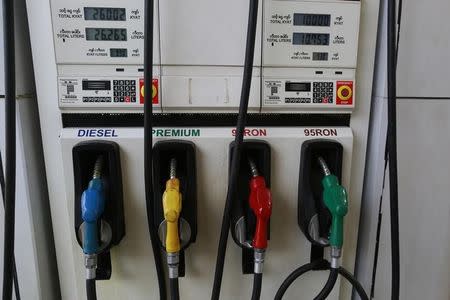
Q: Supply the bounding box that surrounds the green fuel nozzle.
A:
[317,157,348,250]
[322,174,348,249]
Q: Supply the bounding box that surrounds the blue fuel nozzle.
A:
[81,177,105,255]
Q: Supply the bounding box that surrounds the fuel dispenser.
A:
[23,0,382,299]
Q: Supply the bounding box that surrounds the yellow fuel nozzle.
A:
[163,159,182,254]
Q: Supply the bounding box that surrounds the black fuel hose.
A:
[169,278,180,300]
[2,0,17,298]
[387,0,400,299]
[144,0,166,299]
[0,151,20,300]
[274,260,322,300]
[339,265,368,300]
[314,268,339,300]
[251,273,262,300]
[210,0,259,299]
[85,279,97,300]
[274,260,369,300]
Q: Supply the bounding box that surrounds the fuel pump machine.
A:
[25,0,380,299]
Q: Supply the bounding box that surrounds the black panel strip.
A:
[397,96,450,100]
[62,113,350,128]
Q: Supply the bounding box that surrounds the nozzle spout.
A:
[317,156,331,176]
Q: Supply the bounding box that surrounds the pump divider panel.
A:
[152,140,197,278]
[229,140,271,275]
[72,140,125,280]
[62,113,351,128]
[297,140,343,267]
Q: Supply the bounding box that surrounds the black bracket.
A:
[73,140,125,280]
[229,140,271,274]
[152,140,197,277]
[298,139,343,269]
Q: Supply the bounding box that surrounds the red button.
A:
[124,96,130,103]
[139,78,159,104]
[336,81,354,105]
[341,89,350,97]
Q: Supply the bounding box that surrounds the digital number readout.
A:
[313,52,329,61]
[293,14,331,27]
[84,7,126,21]
[110,48,128,57]
[85,28,127,41]
[293,33,330,46]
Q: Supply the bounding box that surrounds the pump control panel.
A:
[50,1,150,64]
[50,0,360,113]
[58,76,159,108]
[262,68,355,110]
[262,0,359,111]
[263,1,360,68]
[263,78,354,107]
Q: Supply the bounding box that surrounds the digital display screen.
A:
[84,7,126,21]
[285,82,311,92]
[294,13,331,27]
[85,28,127,41]
[293,33,330,46]
[110,48,128,57]
[313,52,329,61]
[82,80,111,91]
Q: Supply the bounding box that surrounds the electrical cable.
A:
[371,0,403,296]
[370,181,385,298]
[169,278,180,300]
[313,268,339,300]
[144,0,167,299]
[251,273,263,300]
[274,260,369,300]
[1,0,16,298]
[210,0,259,299]
[387,0,400,298]
[0,151,20,300]
[395,0,403,64]
[85,279,97,300]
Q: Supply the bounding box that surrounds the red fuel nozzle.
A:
[249,176,272,250]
